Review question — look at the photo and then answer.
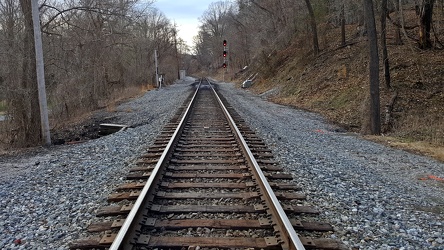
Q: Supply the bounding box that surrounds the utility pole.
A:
[173,24,180,79]
[31,0,51,145]
[154,49,160,89]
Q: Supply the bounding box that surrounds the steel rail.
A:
[109,79,202,250]
[208,79,306,250]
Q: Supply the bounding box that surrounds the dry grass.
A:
[105,84,154,113]
[392,114,444,146]
[50,110,95,131]
[106,103,117,112]
[0,100,6,113]
[51,84,153,131]
[365,135,444,162]
[140,83,155,93]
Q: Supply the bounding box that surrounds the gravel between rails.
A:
[0,78,442,250]
[216,81,444,250]
[0,79,195,250]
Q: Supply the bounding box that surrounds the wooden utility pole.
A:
[154,49,160,89]
[31,0,51,145]
[173,25,180,79]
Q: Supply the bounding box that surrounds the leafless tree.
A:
[197,1,234,70]
[381,0,392,89]
[0,0,23,145]
[340,3,346,46]
[390,0,403,45]
[417,0,435,49]
[0,0,179,148]
[363,0,381,135]
[304,0,319,55]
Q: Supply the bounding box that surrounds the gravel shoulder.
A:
[0,78,196,249]
[216,81,443,250]
[0,78,442,250]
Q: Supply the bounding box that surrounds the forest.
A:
[0,0,443,154]
[0,0,188,148]
[193,0,443,156]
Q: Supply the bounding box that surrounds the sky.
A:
[152,0,215,48]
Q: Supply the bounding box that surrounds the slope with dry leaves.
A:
[239,20,444,161]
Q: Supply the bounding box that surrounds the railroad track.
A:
[71,79,342,250]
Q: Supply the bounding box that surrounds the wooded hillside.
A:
[194,0,443,157]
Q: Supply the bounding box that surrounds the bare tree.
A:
[0,0,179,148]
[381,0,391,89]
[340,3,346,46]
[0,0,22,145]
[18,0,42,146]
[196,1,234,70]
[304,0,320,54]
[417,0,435,49]
[391,0,403,45]
[363,0,381,135]
[199,1,232,38]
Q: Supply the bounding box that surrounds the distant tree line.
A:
[0,0,187,147]
[194,0,442,135]
[195,0,440,74]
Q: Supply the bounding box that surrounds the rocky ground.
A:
[216,81,443,250]
[0,78,196,249]
[0,78,443,249]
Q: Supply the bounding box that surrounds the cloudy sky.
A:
[153,0,215,48]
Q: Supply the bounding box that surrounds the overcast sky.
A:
[153,0,215,48]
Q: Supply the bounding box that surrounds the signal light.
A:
[223,63,227,68]
[223,51,227,57]
[223,40,227,46]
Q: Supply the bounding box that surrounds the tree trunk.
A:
[363,0,381,135]
[19,0,42,146]
[418,0,435,49]
[341,4,346,46]
[304,0,319,55]
[381,0,391,89]
[393,0,403,44]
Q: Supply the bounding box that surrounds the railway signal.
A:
[222,39,227,71]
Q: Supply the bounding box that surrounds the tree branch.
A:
[40,4,126,31]
[386,12,418,30]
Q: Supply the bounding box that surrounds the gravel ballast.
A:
[0,79,195,250]
[1,79,443,250]
[216,81,443,250]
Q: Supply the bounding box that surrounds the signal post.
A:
[223,39,227,81]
